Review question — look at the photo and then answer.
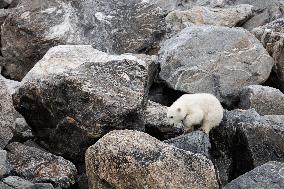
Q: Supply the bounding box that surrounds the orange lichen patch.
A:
[66,116,76,124]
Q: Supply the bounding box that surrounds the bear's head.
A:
[167,106,186,126]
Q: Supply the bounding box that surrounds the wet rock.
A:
[159,25,273,106]
[6,142,77,188]
[164,131,211,158]
[210,109,284,186]
[86,130,218,189]
[166,4,253,35]
[0,77,14,149]
[0,150,10,178]
[144,100,182,140]
[13,45,155,160]
[238,85,284,115]
[252,18,284,92]
[224,161,284,189]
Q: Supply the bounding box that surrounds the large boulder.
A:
[166,4,253,35]
[159,25,273,106]
[0,77,14,149]
[238,85,284,115]
[13,45,156,160]
[85,130,218,189]
[210,109,284,186]
[224,161,284,189]
[1,0,92,80]
[6,142,77,188]
[252,18,284,92]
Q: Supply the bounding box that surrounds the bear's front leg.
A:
[182,109,204,133]
[183,115,194,133]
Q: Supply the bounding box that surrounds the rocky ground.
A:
[0,0,284,188]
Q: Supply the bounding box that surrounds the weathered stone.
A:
[224,0,284,30]
[238,85,284,115]
[159,25,273,106]
[224,161,284,189]
[0,150,10,178]
[264,115,284,124]
[34,183,54,189]
[2,176,34,189]
[6,142,77,188]
[144,100,182,140]
[164,131,211,158]
[252,18,284,92]
[0,0,12,8]
[166,4,253,35]
[210,109,284,186]
[1,0,93,80]
[86,130,218,189]
[12,118,33,142]
[0,182,13,189]
[0,75,20,95]
[13,45,156,160]
[0,77,14,149]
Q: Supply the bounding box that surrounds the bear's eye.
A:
[169,116,173,119]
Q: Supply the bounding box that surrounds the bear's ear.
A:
[177,108,181,112]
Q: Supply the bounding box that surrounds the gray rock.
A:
[252,18,284,92]
[0,0,12,8]
[2,176,34,189]
[0,77,14,149]
[0,182,13,189]
[13,45,156,160]
[224,161,284,189]
[224,0,284,30]
[86,130,218,189]
[34,183,54,189]
[0,75,20,95]
[210,109,284,186]
[0,150,10,178]
[80,0,166,54]
[144,100,182,140]
[12,118,33,142]
[1,0,94,80]
[164,131,211,158]
[6,142,77,188]
[264,115,284,124]
[159,25,273,106]
[238,85,284,115]
[166,4,253,35]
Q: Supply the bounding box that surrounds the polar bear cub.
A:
[167,93,223,134]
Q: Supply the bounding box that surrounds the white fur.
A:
[167,93,223,134]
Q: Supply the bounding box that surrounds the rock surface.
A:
[0,150,10,178]
[211,109,284,186]
[86,130,218,189]
[224,161,284,189]
[2,176,34,189]
[238,85,284,115]
[252,18,284,92]
[166,4,253,35]
[159,25,273,106]
[0,77,14,149]
[264,115,284,124]
[6,142,77,188]
[12,118,33,142]
[144,100,182,140]
[164,131,211,158]
[13,45,156,160]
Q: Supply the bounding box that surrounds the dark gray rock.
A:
[2,176,34,189]
[238,85,284,115]
[13,45,156,160]
[224,161,284,189]
[159,25,273,106]
[252,18,284,92]
[0,77,14,149]
[12,118,33,142]
[144,100,182,140]
[6,142,77,188]
[0,0,12,8]
[0,150,10,178]
[210,109,284,186]
[86,130,218,189]
[34,183,54,189]
[164,131,211,158]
